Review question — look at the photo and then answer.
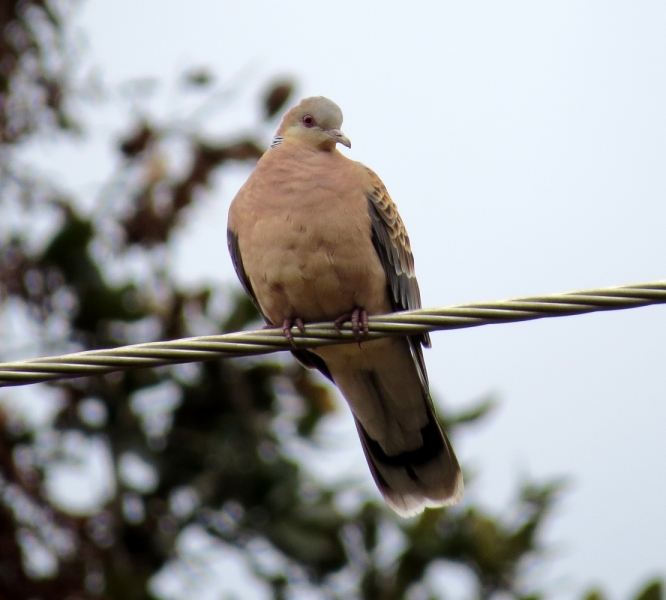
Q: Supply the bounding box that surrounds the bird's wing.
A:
[227,228,265,319]
[364,166,431,385]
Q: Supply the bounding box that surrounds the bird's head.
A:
[276,96,351,151]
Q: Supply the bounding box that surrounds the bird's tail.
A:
[325,338,463,517]
[354,405,462,517]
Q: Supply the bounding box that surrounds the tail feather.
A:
[355,399,462,517]
[319,337,463,517]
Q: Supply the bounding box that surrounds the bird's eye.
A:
[302,114,315,127]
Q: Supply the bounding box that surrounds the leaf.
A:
[119,123,155,158]
[293,369,336,437]
[439,394,498,432]
[582,588,607,600]
[263,80,295,120]
[633,580,663,600]
[182,67,214,88]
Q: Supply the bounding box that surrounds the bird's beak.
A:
[327,128,351,148]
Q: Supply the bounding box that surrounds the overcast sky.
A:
[27,1,666,597]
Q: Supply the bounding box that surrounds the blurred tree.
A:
[0,2,662,600]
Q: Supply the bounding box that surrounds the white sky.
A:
[23,1,666,597]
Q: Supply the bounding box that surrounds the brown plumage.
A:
[227,96,462,516]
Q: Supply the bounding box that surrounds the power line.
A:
[1,280,664,387]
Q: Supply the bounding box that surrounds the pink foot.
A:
[281,317,305,346]
[334,307,369,342]
[263,318,305,346]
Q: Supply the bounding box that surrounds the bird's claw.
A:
[334,307,369,343]
[294,318,306,335]
[281,317,306,347]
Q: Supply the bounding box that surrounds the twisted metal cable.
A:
[1,280,664,387]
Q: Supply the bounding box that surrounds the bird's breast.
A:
[237,176,391,325]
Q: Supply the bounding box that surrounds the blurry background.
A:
[0,1,664,599]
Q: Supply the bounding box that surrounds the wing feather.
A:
[227,228,264,318]
[364,167,431,387]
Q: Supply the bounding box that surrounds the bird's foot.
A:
[281,317,306,346]
[333,307,369,343]
[262,318,305,346]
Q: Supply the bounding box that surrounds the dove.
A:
[227,96,462,516]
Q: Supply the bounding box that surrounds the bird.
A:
[227,96,462,516]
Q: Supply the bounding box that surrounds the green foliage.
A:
[0,0,77,143]
[581,580,664,600]
[634,580,663,600]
